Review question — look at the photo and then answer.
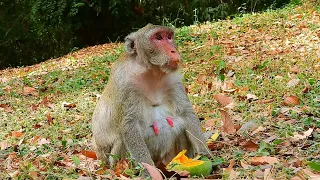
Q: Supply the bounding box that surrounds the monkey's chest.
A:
[139,104,186,160]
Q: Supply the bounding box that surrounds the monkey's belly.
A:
[141,105,187,164]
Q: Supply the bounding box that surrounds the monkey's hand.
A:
[122,120,155,166]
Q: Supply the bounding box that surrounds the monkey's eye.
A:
[167,34,172,40]
[155,34,163,40]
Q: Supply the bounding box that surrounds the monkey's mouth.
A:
[167,59,180,70]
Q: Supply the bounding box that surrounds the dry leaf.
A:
[40,97,54,109]
[114,159,130,177]
[0,104,13,113]
[287,79,300,87]
[30,136,40,145]
[238,121,256,132]
[219,109,236,134]
[0,141,10,150]
[284,96,300,106]
[290,65,299,73]
[37,138,50,145]
[242,140,259,152]
[290,128,313,142]
[240,160,252,169]
[222,81,237,93]
[29,171,39,179]
[204,118,219,129]
[249,156,279,165]
[46,112,53,125]
[246,94,258,101]
[224,159,237,179]
[81,150,97,159]
[23,87,38,96]
[11,131,23,138]
[291,14,303,19]
[141,162,163,180]
[214,94,233,107]
[251,126,266,135]
[263,135,278,143]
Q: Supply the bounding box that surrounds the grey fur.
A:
[92,24,207,167]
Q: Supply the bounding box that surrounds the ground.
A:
[0,1,319,179]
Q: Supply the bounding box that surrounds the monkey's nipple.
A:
[151,121,159,135]
[166,117,174,127]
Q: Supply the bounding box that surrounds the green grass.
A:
[1,1,320,179]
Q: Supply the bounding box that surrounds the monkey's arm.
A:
[121,90,155,166]
[170,82,208,155]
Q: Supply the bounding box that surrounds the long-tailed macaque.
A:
[92,24,208,168]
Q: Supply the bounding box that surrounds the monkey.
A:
[92,24,209,169]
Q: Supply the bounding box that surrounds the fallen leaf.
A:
[303,169,320,179]
[242,140,259,152]
[204,118,219,129]
[29,171,39,179]
[240,160,252,169]
[219,109,236,134]
[246,93,258,101]
[287,79,300,87]
[40,97,54,109]
[46,112,53,125]
[210,130,219,141]
[291,14,303,19]
[81,150,97,159]
[238,121,256,133]
[224,159,237,179]
[251,126,266,135]
[284,95,300,106]
[249,156,279,165]
[264,168,272,180]
[290,128,313,142]
[23,87,38,96]
[11,131,23,138]
[37,138,50,145]
[30,136,40,145]
[114,159,130,177]
[0,141,10,150]
[263,135,278,143]
[222,81,237,93]
[293,159,302,168]
[0,104,13,113]
[63,102,77,110]
[214,94,233,107]
[141,162,163,180]
[290,65,299,73]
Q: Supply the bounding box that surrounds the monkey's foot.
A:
[166,117,174,127]
[152,121,159,135]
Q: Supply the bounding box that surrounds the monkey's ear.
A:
[124,33,136,55]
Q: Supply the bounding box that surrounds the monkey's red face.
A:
[150,30,181,71]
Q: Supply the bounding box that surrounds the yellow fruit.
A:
[166,150,212,177]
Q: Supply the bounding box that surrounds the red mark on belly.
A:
[166,117,174,127]
[152,121,159,135]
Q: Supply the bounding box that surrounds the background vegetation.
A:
[0,0,293,69]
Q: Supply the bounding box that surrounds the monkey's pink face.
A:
[150,30,181,71]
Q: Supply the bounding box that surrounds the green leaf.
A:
[308,161,320,172]
[72,155,80,166]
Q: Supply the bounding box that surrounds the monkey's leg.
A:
[93,142,112,167]
[109,140,126,166]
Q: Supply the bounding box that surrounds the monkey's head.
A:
[125,24,181,73]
